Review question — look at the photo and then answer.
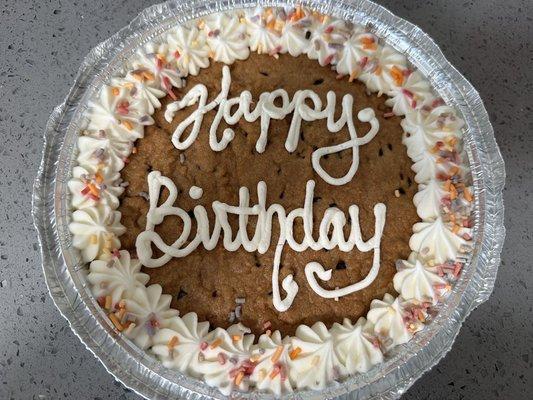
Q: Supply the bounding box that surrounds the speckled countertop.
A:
[0,1,531,399]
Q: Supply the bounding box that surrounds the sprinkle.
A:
[360,35,377,51]
[289,347,302,360]
[90,234,98,244]
[210,338,223,349]
[200,341,208,351]
[228,311,236,323]
[262,321,271,331]
[229,356,238,364]
[111,87,120,96]
[464,187,473,202]
[390,65,405,86]
[383,111,395,118]
[271,345,283,363]
[269,363,281,379]
[217,352,227,365]
[104,295,112,310]
[394,189,400,198]
[108,313,124,333]
[232,335,242,342]
[348,70,359,82]
[112,248,120,258]
[179,153,186,164]
[235,297,246,304]
[161,76,177,100]
[167,336,179,349]
[121,120,134,131]
[234,371,245,385]
[323,54,335,65]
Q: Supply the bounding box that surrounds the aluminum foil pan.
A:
[32,0,506,398]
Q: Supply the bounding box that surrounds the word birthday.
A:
[136,171,387,312]
[164,66,380,185]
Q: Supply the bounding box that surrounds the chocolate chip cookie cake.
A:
[68,5,474,395]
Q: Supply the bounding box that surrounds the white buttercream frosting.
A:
[367,293,412,348]
[68,165,123,210]
[166,25,210,76]
[69,205,125,262]
[393,252,447,303]
[410,217,469,263]
[87,250,149,305]
[123,284,179,349]
[289,322,347,390]
[331,317,383,374]
[413,179,447,220]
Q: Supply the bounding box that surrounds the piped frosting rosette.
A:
[68,6,474,395]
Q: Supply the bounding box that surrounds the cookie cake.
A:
[67,5,474,395]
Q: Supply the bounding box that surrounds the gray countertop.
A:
[0,0,531,399]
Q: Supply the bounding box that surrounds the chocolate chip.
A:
[378,148,383,156]
[313,78,324,85]
[387,143,393,150]
[212,290,218,298]
[305,30,311,39]
[329,202,337,207]
[279,191,285,199]
[407,177,413,187]
[399,187,406,195]
[400,172,404,180]
[313,196,321,203]
[260,71,269,76]
[177,288,188,300]
[300,131,305,142]
[336,260,347,270]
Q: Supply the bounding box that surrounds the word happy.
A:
[136,172,386,312]
[164,65,380,186]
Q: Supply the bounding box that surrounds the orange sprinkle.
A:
[444,179,452,191]
[108,313,124,331]
[156,53,167,64]
[360,36,376,50]
[117,299,126,309]
[269,367,280,379]
[390,66,405,86]
[115,308,126,320]
[270,345,283,363]
[142,71,155,81]
[452,224,460,234]
[104,295,112,309]
[167,336,179,349]
[349,70,359,82]
[449,165,460,176]
[94,172,104,184]
[234,371,245,385]
[210,338,223,349]
[121,120,133,131]
[87,183,99,196]
[447,136,458,147]
[374,65,382,75]
[111,87,120,96]
[266,19,276,30]
[450,184,458,200]
[232,335,242,342]
[289,347,302,360]
[90,234,98,244]
[464,187,473,202]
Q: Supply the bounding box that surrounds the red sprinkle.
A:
[200,341,208,351]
